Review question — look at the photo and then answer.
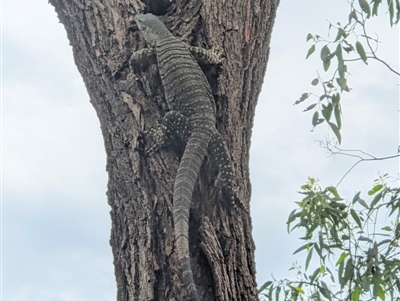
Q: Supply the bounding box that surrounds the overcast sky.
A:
[2,0,399,300]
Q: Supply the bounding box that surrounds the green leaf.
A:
[370,191,382,208]
[338,261,345,287]
[306,44,316,59]
[343,46,353,53]
[343,258,354,286]
[323,57,331,71]
[334,28,347,42]
[355,41,368,64]
[320,280,329,291]
[358,236,373,242]
[381,226,392,231]
[368,184,383,195]
[336,77,350,92]
[322,103,333,121]
[327,186,340,199]
[350,209,362,228]
[337,46,346,78]
[311,78,319,86]
[377,284,385,301]
[275,285,281,301]
[389,0,395,26]
[395,0,400,25]
[330,201,346,212]
[294,286,305,294]
[372,270,379,298]
[351,288,361,301]
[348,10,359,23]
[331,93,340,107]
[362,275,371,291]
[319,286,331,299]
[326,266,335,282]
[293,243,313,255]
[312,111,319,127]
[258,281,273,293]
[328,122,342,144]
[305,247,313,271]
[303,103,318,112]
[336,252,349,266]
[357,198,369,209]
[359,0,371,18]
[314,243,323,258]
[287,209,297,225]
[267,286,273,301]
[294,92,310,105]
[372,0,382,17]
[377,239,392,246]
[320,45,331,60]
[320,45,331,71]
[352,191,361,204]
[310,267,320,282]
[334,104,342,129]
[306,33,314,41]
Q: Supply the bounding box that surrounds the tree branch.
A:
[319,139,400,186]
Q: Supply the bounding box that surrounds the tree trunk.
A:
[49,1,279,301]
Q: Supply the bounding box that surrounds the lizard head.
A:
[135,13,171,46]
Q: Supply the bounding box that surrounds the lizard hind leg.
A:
[208,133,236,197]
[145,111,193,156]
[208,132,248,212]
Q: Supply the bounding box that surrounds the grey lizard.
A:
[131,13,238,301]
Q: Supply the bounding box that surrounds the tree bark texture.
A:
[49,1,279,301]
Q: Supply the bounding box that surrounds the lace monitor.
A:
[131,13,238,301]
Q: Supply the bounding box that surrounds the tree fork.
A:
[49,0,279,300]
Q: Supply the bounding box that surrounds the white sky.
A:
[2,0,399,300]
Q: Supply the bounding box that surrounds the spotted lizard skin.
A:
[132,13,237,301]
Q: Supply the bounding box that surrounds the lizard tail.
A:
[173,130,210,301]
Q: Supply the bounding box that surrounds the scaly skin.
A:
[133,13,237,301]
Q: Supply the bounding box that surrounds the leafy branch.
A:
[259,176,400,301]
[294,0,400,144]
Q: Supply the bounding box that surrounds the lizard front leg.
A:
[113,47,157,77]
[189,46,223,65]
[130,47,156,65]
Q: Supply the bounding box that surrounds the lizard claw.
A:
[210,45,224,63]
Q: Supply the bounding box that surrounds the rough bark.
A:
[49,1,279,301]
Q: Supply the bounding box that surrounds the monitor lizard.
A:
[131,13,239,301]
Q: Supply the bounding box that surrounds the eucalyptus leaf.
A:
[304,103,317,111]
[306,44,316,59]
[305,247,313,271]
[312,111,319,127]
[328,122,342,144]
[311,78,319,86]
[351,209,362,228]
[293,243,313,255]
[334,104,342,129]
[356,41,368,64]
[359,0,371,18]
